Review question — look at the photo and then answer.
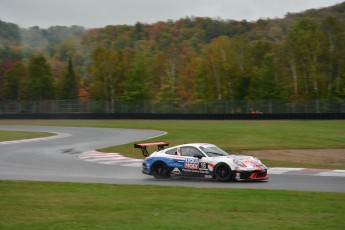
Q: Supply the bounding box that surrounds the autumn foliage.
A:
[1,2,345,106]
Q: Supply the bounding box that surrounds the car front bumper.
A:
[234,169,268,181]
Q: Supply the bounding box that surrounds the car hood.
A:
[217,155,267,170]
[229,154,259,161]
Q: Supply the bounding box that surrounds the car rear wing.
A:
[134,141,169,157]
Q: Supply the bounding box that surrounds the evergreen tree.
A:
[58,57,78,99]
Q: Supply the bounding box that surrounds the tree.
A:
[2,62,28,100]
[158,45,180,101]
[286,18,327,99]
[89,47,126,112]
[198,36,232,100]
[121,54,150,101]
[176,48,199,106]
[249,52,282,99]
[196,36,250,101]
[57,57,78,99]
[321,16,345,98]
[27,54,55,100]
[247,41,282,99]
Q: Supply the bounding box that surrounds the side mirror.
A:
[194,155,203,159]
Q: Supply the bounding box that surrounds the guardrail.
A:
[0,99,344,114]
[0,112,344,120]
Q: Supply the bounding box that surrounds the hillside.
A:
[0,2,345,104]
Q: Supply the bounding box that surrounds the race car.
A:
[134,142,268,182]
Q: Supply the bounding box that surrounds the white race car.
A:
[135,142,268,182]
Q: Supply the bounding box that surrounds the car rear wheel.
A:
[151,162,171,179]
[215,164,232,182]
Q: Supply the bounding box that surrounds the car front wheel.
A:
[151,162,171,179]
[215,164,232,182]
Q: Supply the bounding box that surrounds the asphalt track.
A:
[0,125,344,193]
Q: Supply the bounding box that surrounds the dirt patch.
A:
[242,149,345,166]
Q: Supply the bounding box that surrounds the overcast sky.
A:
[1,0,344,28]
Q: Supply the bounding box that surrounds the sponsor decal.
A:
[172,168,181,174]
[181,159,212,175]
[184,158,199,169]
[182,168,198,173]
[185,158,199,163]
[182,168,209,174]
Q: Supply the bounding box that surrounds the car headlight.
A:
[233,159,246,167]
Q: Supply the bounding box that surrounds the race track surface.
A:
[0,125,344,193]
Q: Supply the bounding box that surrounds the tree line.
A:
[0,2,345,106]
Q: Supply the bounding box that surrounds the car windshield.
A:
[200,146,230,157]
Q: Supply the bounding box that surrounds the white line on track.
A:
[0,132,72,145]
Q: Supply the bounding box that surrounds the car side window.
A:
[166,148,178,155]
[180,147,205,157]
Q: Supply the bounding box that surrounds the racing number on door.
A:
[199,162,208,169]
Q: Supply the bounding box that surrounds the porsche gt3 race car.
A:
[135,142,268,182]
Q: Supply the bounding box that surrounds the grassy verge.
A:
[1,120,344,169]
[96,120,345,154]
[0,130,55,141]
[1,120,345,150]
[0,180,344,230]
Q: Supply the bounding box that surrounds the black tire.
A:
[215,164,232,182]
[151,162,171,179]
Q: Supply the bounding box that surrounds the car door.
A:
[180,146,208,175]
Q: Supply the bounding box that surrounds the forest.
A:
[0,2,345,111]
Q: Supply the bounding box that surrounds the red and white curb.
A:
[0,133,72,145]
[78,151,345,177]
[78,150,143,167]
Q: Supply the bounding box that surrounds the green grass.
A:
[95,120,345,156]
[1,120,345,150]
[0,180,344,230]
[1,120,345,168]
[0,130,55,141]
